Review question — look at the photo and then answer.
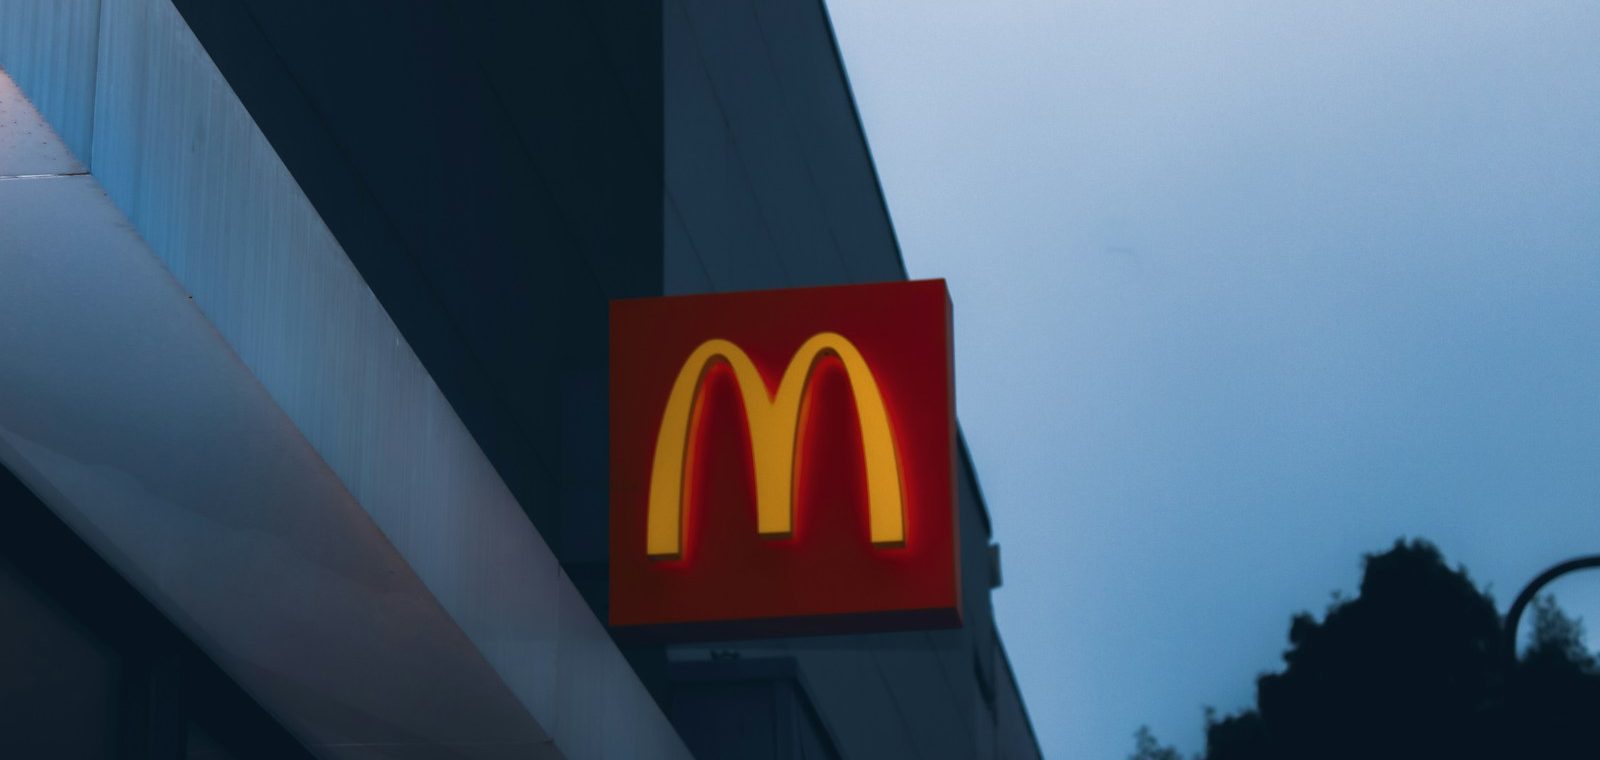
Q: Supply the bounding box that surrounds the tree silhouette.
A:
[1127,726,1182,760]
[1138,539,1600,759]
[1505,594,1600,757]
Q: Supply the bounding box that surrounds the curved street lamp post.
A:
[1503,555,1600,669]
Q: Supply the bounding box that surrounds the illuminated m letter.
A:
[646,332,905,559]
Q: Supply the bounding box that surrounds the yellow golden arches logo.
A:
[646,332,906,559]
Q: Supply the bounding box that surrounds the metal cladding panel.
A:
[0,1,690,756]
[0,73,85,176]
[0,0,99,164]
[0,172,554,758]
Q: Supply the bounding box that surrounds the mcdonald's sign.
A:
[610,280,960,638]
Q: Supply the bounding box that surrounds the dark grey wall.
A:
[668,660,841,760]
[0,464,313,760]
[169,0,675,711]
[663,0,907,293]
[171,0,662,565]
[661,1,1040,757]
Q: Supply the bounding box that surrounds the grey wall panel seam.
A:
[86,0,102,168]
[565,0,659,156]
[958,431,996,538]
[867,648,922,757]
[739,0,862,283]
[668,0,794,288]
[452,51,613,300]
[675,0,852,286]
[922,629,982,747]
[805,0,910,281]
[0,172,87,180]
[571,0,660,146]
[665,190,719,291]
[429,0,661,298]
[994,633,1044,755]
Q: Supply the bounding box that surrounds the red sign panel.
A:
[609,279,961,639]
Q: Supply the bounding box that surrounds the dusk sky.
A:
[825,2,1600,757]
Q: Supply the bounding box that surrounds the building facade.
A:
[0,0,1040,757]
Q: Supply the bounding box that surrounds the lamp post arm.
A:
[1504,555,1600,669]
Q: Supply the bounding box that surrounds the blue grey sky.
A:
[825,2,1600,757]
